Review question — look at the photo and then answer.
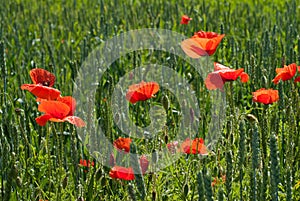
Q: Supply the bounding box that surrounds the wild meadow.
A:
[0,0,300,200]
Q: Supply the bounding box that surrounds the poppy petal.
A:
[57,96,77,116]
[30,68,56,87]
[139,155,149,174]
[35,114,53,126]
[272,63,297,84]
[252,88,279,104]
[294,76,300,83]
[113,137,132,153]
[109,166,135,180]
[63,116,86,127]
[180,15,192,24]
[181,38,208,58]
[205,72,225,90]
[38,100,70,119]
[21,84,61,100]
[126,81,160,104]
[219,68,244,81]
[181,32,225,57]
[240,72,249,83]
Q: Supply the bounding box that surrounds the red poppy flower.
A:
[181,31,225,58]
[180,138,208,155]
[79,159,95,168]
[139,155,149,174]
[21,68,60,100]
[205,62,249,90]
[126,81,160,104]
[272,63,297,84]
[252,88,279,105]
[109,166,135,180]
[167,141,179,154]
[180,15,192,24]
[113,137,132,153]
[35,98,86,127]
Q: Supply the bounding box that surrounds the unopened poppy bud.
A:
[95,168,102,181]
[16,176,22,187]
[15,108,23,115]
[152,191,156,200]
[152,150,158,164]
[161,95,170,110]
[62,175,68,189]
[77,197,85,201]
[11,164,18,179]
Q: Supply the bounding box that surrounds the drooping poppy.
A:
[180,15,192,24]
[180,138,208,155]
[252,88,279,105]
[109,166,135,181]
[21,68,61,100]
[139,155,149,174]
[113,137,132,153]
[126,81,160,104]
[181,31,225,58]
[272,63,297,84]
[205,62,249,90]
[35,97,86,127]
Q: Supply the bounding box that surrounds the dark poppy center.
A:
[42,81,50,86]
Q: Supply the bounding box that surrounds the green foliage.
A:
[0,0,300,200]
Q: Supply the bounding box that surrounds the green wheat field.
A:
[0,0,300,200]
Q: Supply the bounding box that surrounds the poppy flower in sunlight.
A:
[272,63,297,84]
[167,141,179,154]
[180,15,192,24]
[139,155,149,174]
[205,62,249,90]
[109,166,135,181]
[252,88,279,105]
[181,31,225,58]
[35,97,86,127]
[180,138,208,155]
[113,137,132,153]
[21,68,60,100]
[126,81,160,104]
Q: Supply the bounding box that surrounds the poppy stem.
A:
[46,124,52,196]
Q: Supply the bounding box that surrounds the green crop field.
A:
[0,0,300,200]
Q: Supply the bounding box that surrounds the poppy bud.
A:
[161,95,170,110]
[95,168,103,181]
[15,108,23,115]
[62,175,68,189]
[16,176,22,187]
[152,150,158,164]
